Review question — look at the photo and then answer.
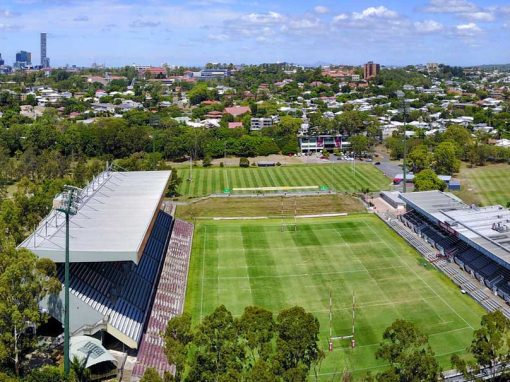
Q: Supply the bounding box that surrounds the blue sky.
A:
[0,0,509,67]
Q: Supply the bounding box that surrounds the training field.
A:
[457,164,510,206]
[177,163,390,197]
[185,215,485,379]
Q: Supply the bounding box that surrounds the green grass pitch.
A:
[185,215,485,379]
[177,163,390,197]
[457,164,510,206]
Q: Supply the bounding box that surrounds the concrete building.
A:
[299,135,344,152]
[15,50,31,66]
[40,32,50,68]
[363,61,380,80]
[250,117,274,131]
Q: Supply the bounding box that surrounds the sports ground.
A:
[456,164,510,206]
[178,163,390,197]
[185,214,485,379]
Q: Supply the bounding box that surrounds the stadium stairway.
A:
[132,219,194,380]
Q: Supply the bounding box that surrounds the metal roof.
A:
[70,336,117,368]
[400,191,510,269]
[19,169,171,264]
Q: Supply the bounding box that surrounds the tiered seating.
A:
[400,211,427,233]
[133,219,194,379]
[58,210,173,344]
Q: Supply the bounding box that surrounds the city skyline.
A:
[0,0,509,67]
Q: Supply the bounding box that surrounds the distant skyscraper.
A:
[40,32,50,67]
[15,50,32,65]
[363,61,380,80]
[0,53,4,66]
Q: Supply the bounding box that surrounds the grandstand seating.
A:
[399,209,510,309]
[132,219,194,379]
[57,210,173,345]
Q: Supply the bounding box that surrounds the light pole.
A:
[397,91,408,193]
[53,186,81,378]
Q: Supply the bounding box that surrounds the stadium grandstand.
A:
[399,191,510,305]
[19,164,194,379]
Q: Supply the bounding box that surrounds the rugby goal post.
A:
[329,291,356,351]
[280,196,297,232]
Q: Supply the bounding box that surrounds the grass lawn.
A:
[175,194,365,220]
[456,163,510,206]
[177,163,390,198]
[185,214,485,380]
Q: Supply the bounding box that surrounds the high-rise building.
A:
[15,51,32,65]
[363,61,380,80]
[40,32,50,67]
[0,53,4,66]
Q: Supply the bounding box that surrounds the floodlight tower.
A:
[53,185,82,377]
[397,91,408,193]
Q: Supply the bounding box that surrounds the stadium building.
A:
[19,165,194,379]
[399,191,510,304]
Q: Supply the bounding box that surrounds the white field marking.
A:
[199,225,207,320]
[206,265,407,280]
[306,295,441,314]
[363,220,475,331]
[314,347,467,377]
[331,225,397,308]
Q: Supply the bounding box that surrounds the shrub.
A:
[240,157,250,168]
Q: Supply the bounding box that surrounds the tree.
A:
[375,319,440,382]
[433,141,460,175]
[140,368,164,382]
[442,125,472,160]
[0,244,61,375]
[350,135,369,158]
[452,311,510,381]
[240,157,250,167]
[237,306,275,362]
[162,305,322,381]
[188,305,244,382]
[71,355,91,382]
[275,306,322,373]
[24,366,65,382]
[414,169,446,192]
[408,145,432,173]
[202,155,212,167]
[164,313,193,381]
[166,168,182,197]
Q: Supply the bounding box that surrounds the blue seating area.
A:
[404,208,510,306]
[57,210,173,345]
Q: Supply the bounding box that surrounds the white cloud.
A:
[423,0,494,22]
[414,20,444,33]
[332,6,404,31]
[314,5,329,15]
[129,19,161,28]
[424,0,478,14]
[244,11,285,25]
[208,33,229,41]
[456,22,482,35]
[352,6,398,20]
[464,11,494,21]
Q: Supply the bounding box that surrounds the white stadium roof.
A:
[19,169,171,264]
[400,191,510,269]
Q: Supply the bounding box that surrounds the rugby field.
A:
[177,163,390,197]
[457,164,510,206]
[185,215,485,380]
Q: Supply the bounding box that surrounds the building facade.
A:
[0,53,4,66]
[15,50,32,66]
[40,32,50,68]
[363,61,380,80]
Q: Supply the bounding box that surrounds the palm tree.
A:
[71,355,91,382]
